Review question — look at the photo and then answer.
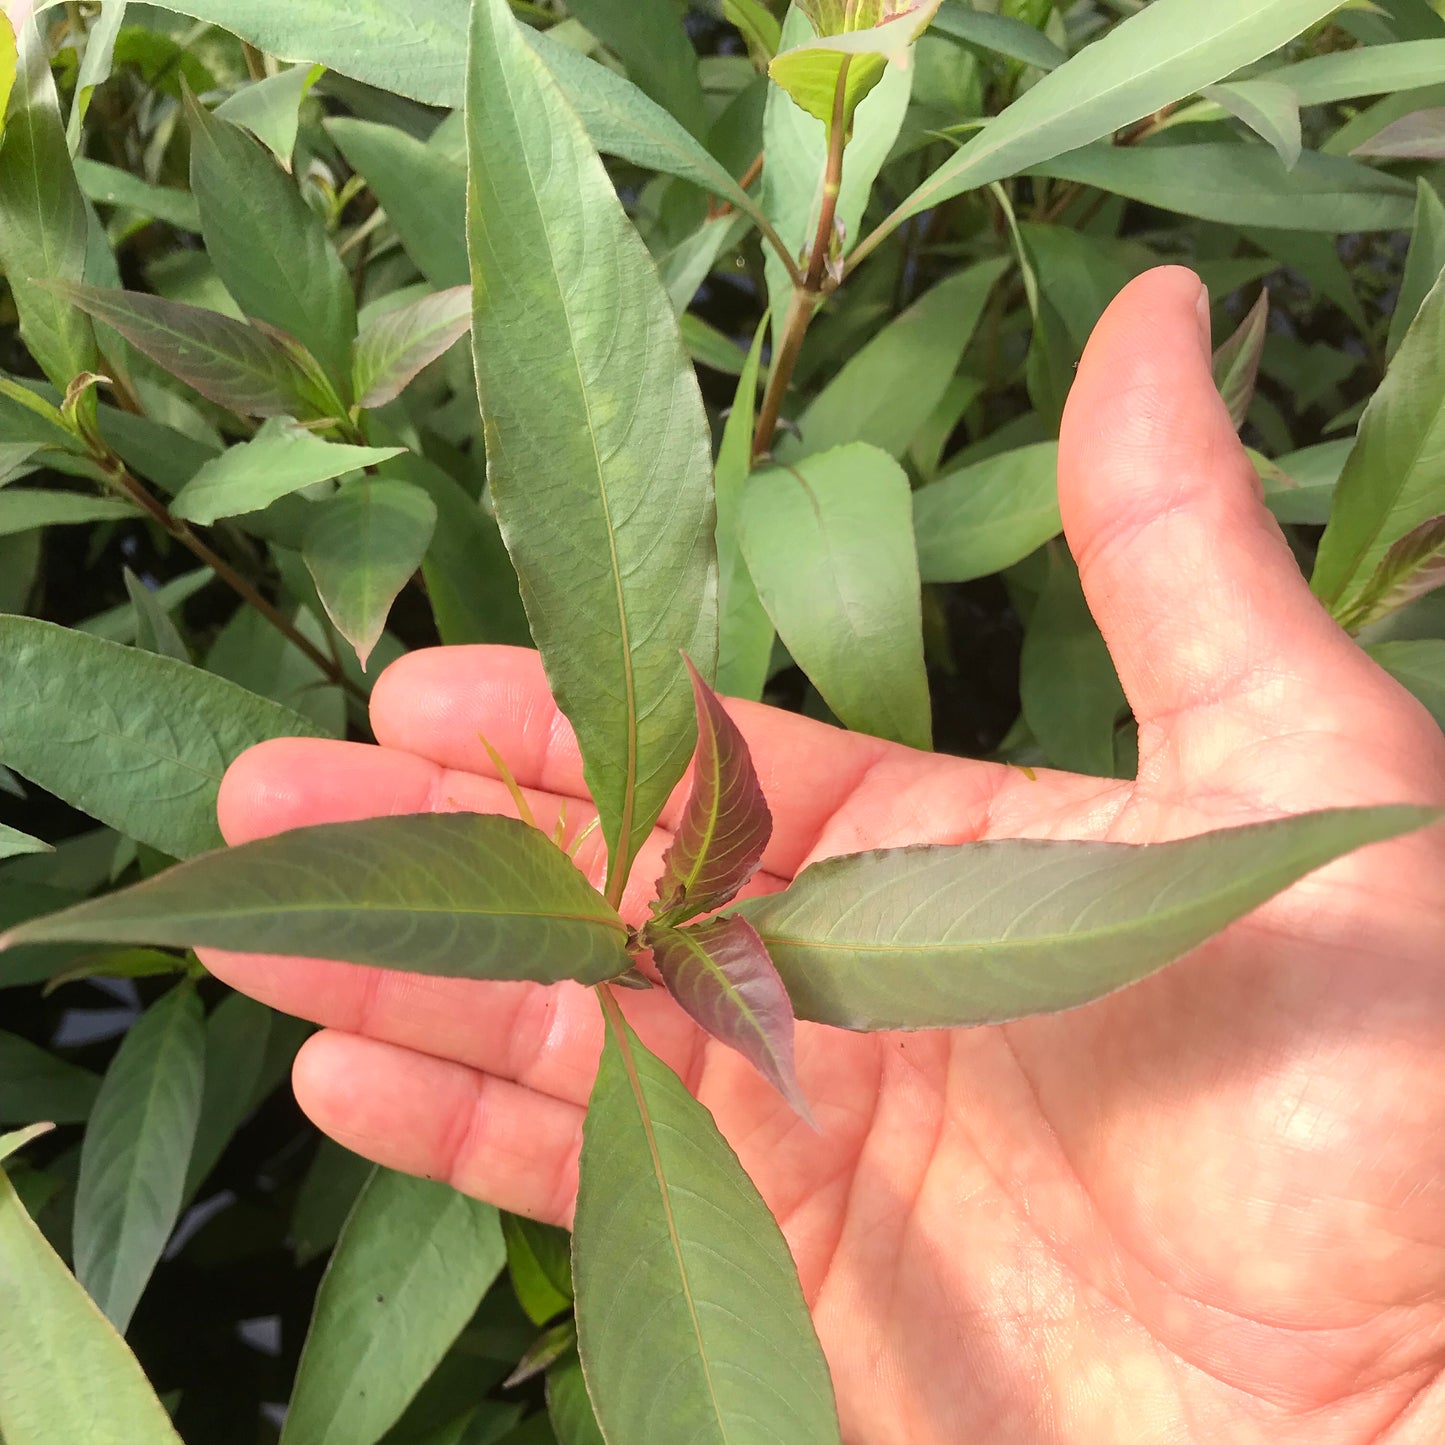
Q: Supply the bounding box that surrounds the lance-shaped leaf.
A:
[353,287,472,408]
[573,1015,840,1445]
[931,0,1066,70]
[0,616,329,857]
[1389,180,1445,361]
[725,0,783,66]
[0,1030,99,1123]
[0,11,15,132]
[1337,515,1445,633]
[1203,80,1302,169]
[0,490,137,538]
[770,2,939,131]
[47,281,338,418]
[302,478,438,669]
[548,1353,606,1445]
[281,1168,505,1445]
[1314,266,1445,614]
[648,915,809,1120]
[74,158,202,232]
[653,659,772,922]
[74,983,205,1332]
[735,807,1438,1031]
[1267,39,1445,107]
[214,62,320,161]
[0,1165,186,1445]
[0,814,633,986]
[0,19,98,388]
[1212,289,1269,430]
[0,822,51,860]
[503,1213,572,1327]
[465,0,716,894]
[186,89,356,391]
[1352,107,1445,161]
[171,418,405,525]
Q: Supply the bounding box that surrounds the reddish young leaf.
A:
[652,657,772,923]
[1211,288,1268,430]
[1337,513,1445,632]
[648,915,812,1122]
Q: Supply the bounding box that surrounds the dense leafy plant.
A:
[2,0,1444,1440]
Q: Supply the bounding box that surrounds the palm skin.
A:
[202,269,1445,1442]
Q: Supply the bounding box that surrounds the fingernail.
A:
[1196,283,1213,358]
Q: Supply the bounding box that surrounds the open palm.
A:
[202,269,1445,1442]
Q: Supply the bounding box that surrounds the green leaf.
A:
[1019,547,1126,778]
[504,1319,578,1390]
[0,1123,53,1167]
[502,1212,572,1327]
[565,0,707,137]
[1029,143,1414,233]
[649,916,810,1118]
[0,489,135,537]
[0,1031,99,1124]
[1336,514,1445,632]
[122,567,190,662]
[327,119,469,288]
[465,0,716,892]
[0,616,330,857]
[573,1016,840,1445]
[1314,266,1445,615]
[214,62,320,161]
[74,157,201,231]
[0,1166,186,1445]
[785,256,1009,460]
[932,0,1066,70]
[1267,38,1445,106]
[0,19,99,387]
[303,477,437,669]
[725,0,783,65]
[1212,288,1269,430]
[292,1139,372,1267]
[715,318,775,702]
[913,441,1061,584]
[187,90,356,390]
[171,417,404,524]
[353,286,472,408]
[281,1168,505,1445]
[384,452,530,648]
[51,280,338,417]
[547,1354,605,1445]
[653,659,772,922]
[67,0,129,150]
[876,0,1367,236]
[1365,638,1445,730]
[1389,179,1445,360]
[0,11,15,133]
[0,375,76,450]
[769,3,941,132]
[74,983,205,1331]
[1351,105,1445,159]
[0,813,633,986]
[741,443,931,749]
[736,807,1440,1030]
[0,822,52,860]
[1202,79,1302,169]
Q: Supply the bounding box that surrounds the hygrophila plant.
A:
[3,0,1445,1440]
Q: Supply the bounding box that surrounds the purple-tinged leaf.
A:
[353,287,473,408]
[1338,514,1445,633]
[42,281,338,419]
[652,657,772,923]
[648,915,811,1122]
[1351,108,1445,161]
[1212,289,1268,430]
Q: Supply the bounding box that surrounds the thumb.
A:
[1058,265,1382,748]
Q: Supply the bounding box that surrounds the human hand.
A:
[202,267,1445,1443]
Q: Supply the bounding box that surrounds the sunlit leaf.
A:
[0,822,51,860]
[0,1165,186,1445]
[649,916,809,1118]
[353,286,472,408]
[74,982,205,1332]
[303,478,437,669]
[466,0,715,893]
[1267,38,1445,106]
[742,443,931,749]
[1337,514,1445,632]
[574,1016,840,1444]
[281,1168,504,1445]
[171,418,404,524]
[0,814,633,986]
[725,0,783,66]
[1212,289,1269,430]
[0,1123,53,1167]
[1314,266,1445,615]
[0,19,99,387]
[913,441,1061,584]
[187,89,356,390]
[214,62,320,161]
[502,1212,572,1327]
[0,10,15,134]
[0,1031,99,1124]
[0,616,329,857]
[736,807,1438,1030]
[1203,79,1302,169]
[49,280,338,417]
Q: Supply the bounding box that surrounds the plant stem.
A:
[750,286,817,462]
[98,456,367,703]
[804,62,850,292]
